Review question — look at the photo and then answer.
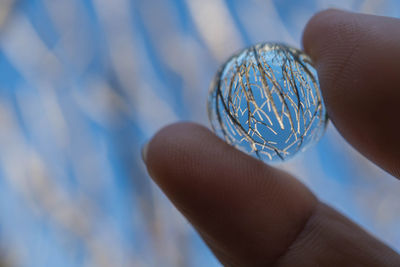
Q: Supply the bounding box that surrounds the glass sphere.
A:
[208,43,328,163]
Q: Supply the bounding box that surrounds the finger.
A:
[144,122,316,266]
[302,9,400,178]
[143,122,400,266]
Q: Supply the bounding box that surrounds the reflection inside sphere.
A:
[208,43,328,162]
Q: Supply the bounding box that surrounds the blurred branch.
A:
[0,251,14,267]
[0,0,16,31]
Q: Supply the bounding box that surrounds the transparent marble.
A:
[208,43,328,162]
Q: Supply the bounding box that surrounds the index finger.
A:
[302,9,400,178]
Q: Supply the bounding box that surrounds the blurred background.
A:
[0,0,400,266]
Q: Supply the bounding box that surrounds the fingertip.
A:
[143,122,318,265]
[301,9,400,177]
[302,9,352,59]
[144,122,207,184]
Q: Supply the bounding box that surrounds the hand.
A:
[142,10,400,266]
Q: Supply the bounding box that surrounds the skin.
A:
[143,9,400,266]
